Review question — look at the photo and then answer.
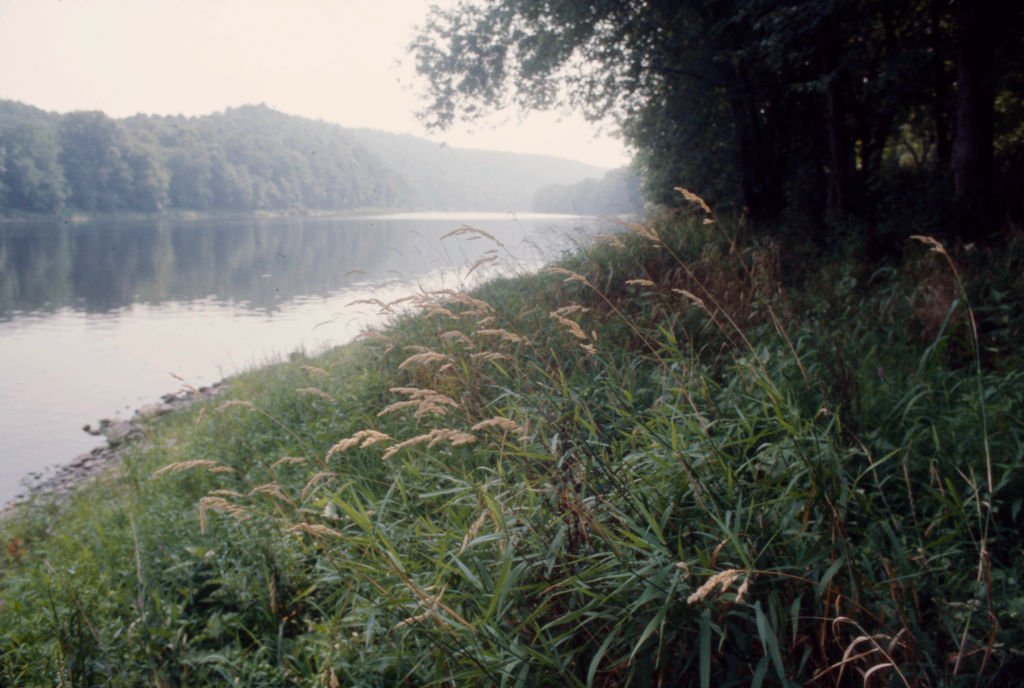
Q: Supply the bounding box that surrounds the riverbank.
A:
[2,209,1022,685]
[0,382,229,517]
[0,206,412,225]
[0,211,590,509]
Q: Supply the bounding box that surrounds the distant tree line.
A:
[414,0,1024,243]
[0,101,609,216]
[0,101,407,214]
[532,167,644,216]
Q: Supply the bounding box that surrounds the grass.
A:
[2,195,1023,686]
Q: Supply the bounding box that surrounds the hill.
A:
[0,101,605,215]
[531,166,644,215]
[347,128,604,211]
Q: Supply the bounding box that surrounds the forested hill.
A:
[531,166,644,216]
[347,128,604,211]
[0,101,604,215]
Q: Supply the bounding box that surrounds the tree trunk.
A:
[818,15,854,222]
[952,0,995,239]
[930,0,953,166]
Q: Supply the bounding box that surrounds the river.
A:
[0,212,598,504]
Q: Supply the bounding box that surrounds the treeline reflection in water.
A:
[0,214,582,318]
[0,213,591,504]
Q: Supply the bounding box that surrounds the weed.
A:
[2,206,1022,685]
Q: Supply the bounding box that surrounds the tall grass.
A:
[2,199,1023,686]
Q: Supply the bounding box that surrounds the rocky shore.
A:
[2,381,228,515]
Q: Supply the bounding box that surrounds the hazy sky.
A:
[0,0,629,168]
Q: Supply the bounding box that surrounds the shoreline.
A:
[0,380,229,518]
[0,207,412,225]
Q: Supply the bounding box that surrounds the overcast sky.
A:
[0,0,629,168]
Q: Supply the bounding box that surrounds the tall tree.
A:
[58,112,134,212]
[0,121,68,212]
[412,0,1024,238]
[952,0,995,238]
[412,0,887,227]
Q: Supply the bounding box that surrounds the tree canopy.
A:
[1,101,603,215]
[414,0,1024,240]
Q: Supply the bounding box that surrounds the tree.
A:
[58,112,134,212]
[0,121,68,212]
[413,0,888,227]
[952,0,995,239]
[413,0,1024,238]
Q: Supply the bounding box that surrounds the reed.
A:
[2,208,1022,686]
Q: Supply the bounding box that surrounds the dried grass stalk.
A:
[301,365,329,380]
[215,400,255,413]
[326,430,392,459]
[471,416,520,433]
[673,288,706,309]
[381,429,477,460]
[286,522,342,539]
[687,568,744,605]
[154,460,222,477]
[627,222,661,243]
[470,352,511,363]
[674,186,713,215]
[475,328,528,344]
[442,225,505,248]
[379,388,459,419]
[465,254,499,278]
[551,304,589,317]
[198,496,250,534]
[271,456,307,469]
[398,351,448,370]
[543,266,590,285]
[440,330,475,348]
[423,305,457,319]
[302,471,338,500]
[207,489,243,498]
[296,387,334,401]
[551,312,589,342]
[459,510,490,554]
[248,482,292,503]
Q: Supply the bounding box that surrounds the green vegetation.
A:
[3,2,1023,683]
[0,101,603,216]
[532,167,644,216]
[346,128,606,212]
[3,203,1022,685]
[414,0,1024,241]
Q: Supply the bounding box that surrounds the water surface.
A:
[0,213,593,503]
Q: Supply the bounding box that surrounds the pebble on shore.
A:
[2,382,228,514]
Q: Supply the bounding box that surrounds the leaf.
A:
[819,555,846,591]
[629,606,667,662]
[699,608,712,688]
[755,601,787,683]
[587,627,621,687]
[751,654,769,688]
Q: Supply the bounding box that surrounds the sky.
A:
[0,0,630,169]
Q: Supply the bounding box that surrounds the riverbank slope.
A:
[2,207,1022,685]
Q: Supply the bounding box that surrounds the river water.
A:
[0,212,596,504]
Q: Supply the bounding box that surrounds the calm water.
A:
[0,212,595,504]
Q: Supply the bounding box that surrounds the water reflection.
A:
[0,213,591,504]
[0,215,576,318]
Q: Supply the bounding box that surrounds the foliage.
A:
[532,166,643,216]
[412,0,1024,237]
[0,100,603,217]
[2,203,1023,685]
[0,102,68,213]
[347,128,605,211]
